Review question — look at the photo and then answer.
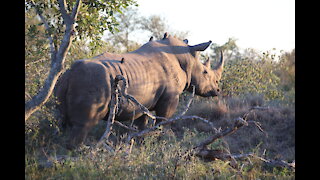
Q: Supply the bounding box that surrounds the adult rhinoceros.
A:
[54,33,224,149]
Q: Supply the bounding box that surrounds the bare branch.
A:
[25,58,47,68]
[114,121,138,132]
[247,120,268,137]
[95,76,122,148]
[195,117,248,150]
[115,75,159,120]
[194,106,269,150]
[126,115,208,143]
[179,85,195,116]
[71,0,81,20]
[232,153,295,170]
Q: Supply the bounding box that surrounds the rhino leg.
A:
[155,93,179,122]
[133,114,149,130]
[66,123,92,150]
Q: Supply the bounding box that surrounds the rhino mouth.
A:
[194,88,220,97]
[202,90,219,97]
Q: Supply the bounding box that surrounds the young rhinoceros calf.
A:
[54,33,224,149]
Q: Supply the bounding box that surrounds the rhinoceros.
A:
[54,33,224,149]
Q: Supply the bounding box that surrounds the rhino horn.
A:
[149,36,154,41]
[213,51,224,79]
[204,57,210,68]
[189,40,212,52]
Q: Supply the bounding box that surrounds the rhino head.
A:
[184,40,224,97]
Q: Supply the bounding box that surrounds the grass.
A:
[25,94,295,179]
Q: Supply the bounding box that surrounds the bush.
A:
[221,57,283,101]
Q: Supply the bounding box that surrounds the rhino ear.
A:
[183,39,189,44]
[163,32,169,40]
[189,40,212,52]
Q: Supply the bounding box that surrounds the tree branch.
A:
[194,106,270,150]
[25,0,82,120]
[71,0,81,20]
[95,75,122,148]
[57,0,71,24]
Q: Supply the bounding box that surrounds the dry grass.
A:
[174,94,295,161]
[25,94,295,179]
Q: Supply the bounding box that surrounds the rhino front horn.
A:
[189,40,212,52]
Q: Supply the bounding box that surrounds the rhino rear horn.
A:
[214,51,224,79]
[189,40,212,52]
[204,57,210,68]
[149,36,154,41]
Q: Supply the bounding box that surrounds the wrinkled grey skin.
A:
[54,34,224,149]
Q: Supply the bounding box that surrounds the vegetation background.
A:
[25,0,295,179]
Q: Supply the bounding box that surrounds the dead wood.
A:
[95,75,122,149]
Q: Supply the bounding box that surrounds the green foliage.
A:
[209,39,294,103]
[221,57,282,101]
[25,0,137,100]
[25,0,138,48]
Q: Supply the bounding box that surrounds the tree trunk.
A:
[25,0,81,121]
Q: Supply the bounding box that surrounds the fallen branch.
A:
[114,120,138,132]
[95,76,122,149]
[195,150,295,170]
[194,106,269,150]
[194,117,248,150]
[179,85,195,116]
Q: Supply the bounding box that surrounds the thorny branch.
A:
[95,75,122,149]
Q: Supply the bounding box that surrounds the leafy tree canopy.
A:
[25,0,138,51]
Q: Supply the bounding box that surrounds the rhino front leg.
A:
[155,93,179,123]
[134,114,149,130]
[66,123,93,150]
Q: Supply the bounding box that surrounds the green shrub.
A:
[221,57,283,101]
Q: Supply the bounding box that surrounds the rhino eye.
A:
[216,80,219,83]
[203,70,208,74]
